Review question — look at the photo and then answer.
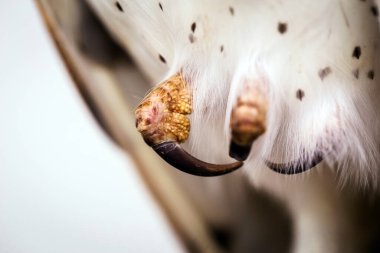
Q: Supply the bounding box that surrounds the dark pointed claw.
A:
[265,152,324,175]
[152,141,243,177]
[229,141,252,161]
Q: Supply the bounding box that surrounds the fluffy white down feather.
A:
[85,1,380,252]
[87,0,380,187]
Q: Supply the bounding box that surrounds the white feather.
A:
[88,0,380,187]
[84,1,380,252]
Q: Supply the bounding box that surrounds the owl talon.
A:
[229,79,268,161]
[265,152,324,175]
[135,73,243,176]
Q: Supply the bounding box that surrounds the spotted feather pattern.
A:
[88,0,380,187]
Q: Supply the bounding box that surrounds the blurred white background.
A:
[0,1,184,252]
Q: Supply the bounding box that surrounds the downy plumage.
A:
[86,0,380,252]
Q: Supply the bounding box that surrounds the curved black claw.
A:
[265,152,324,175]
[229,141,252,161]
[152,141,243,177]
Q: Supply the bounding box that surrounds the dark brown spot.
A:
[191,22,196,33]
[159,54,167,64]
[115,1,123,12]
[188,34,196,43]
[159,2,163,11]
[278,22,287,34]
[352,46,361,59]
[371,5,379,16]
[352,69,359,79]
[367,70,375,80]
[318,67,332,80]
[296,89,305,101]
[229,6,235,16]
[220,45,224,52]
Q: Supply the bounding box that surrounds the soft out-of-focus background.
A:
[0,1,184,252]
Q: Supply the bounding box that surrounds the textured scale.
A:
[135,74,191,145]
[230,80,267,146]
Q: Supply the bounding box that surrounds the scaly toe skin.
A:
[135,73,192,146]
[229,82,268,161]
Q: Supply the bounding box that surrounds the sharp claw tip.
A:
[265,152,324,175]
[152,141,243,177]
[229,141,252,161]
